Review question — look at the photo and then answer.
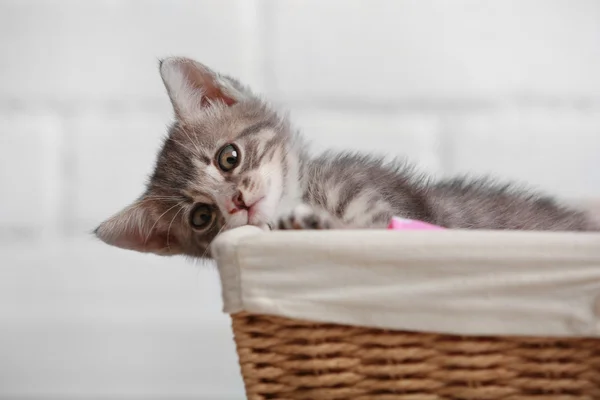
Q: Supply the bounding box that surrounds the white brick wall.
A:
[68,108,171,229]
[0,0,265,102]
[446,107,600,198]
[2,1,600,399]
[270,0,600,102]
[0,112,63,238]
[0,240,244,399]
[293,110,443,172]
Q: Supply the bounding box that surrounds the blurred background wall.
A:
[1,0,600,399]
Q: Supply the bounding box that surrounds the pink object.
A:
[387,216,445,231]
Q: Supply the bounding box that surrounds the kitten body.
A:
[95,57,598,258]
[300,152,596,231]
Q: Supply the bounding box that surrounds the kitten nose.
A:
[232,191,247,209]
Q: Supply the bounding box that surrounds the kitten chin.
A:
[94,56,599,259]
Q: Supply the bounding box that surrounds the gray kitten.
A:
[95,57,599,258]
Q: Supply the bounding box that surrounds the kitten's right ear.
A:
[159,57,244,121]
[94,199,181,255]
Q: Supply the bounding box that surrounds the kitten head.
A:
[94,57,303,258]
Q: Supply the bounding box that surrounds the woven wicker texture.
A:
[231,312,600,400]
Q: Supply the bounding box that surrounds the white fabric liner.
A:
[211,226,600,338]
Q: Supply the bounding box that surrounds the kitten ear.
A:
[159,57,243,120]
[94,199,181,255]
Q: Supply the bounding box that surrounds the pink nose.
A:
[232,191,246,209]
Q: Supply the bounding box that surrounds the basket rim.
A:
[212,226,600,339]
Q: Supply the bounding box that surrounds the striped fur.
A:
[95,57,599,259]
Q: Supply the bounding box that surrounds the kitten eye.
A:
[189,204,214,230]
[217,144,240,172]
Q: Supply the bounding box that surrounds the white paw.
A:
[276,204,336,230]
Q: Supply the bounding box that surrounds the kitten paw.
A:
[276,204,336,230]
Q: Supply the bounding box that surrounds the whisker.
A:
[169,137,202,158]
[166,204,186,251]
[142,195,187,202]
[144,201,185,245]
[259,162,283,181]
[179,124,205,159]
[258,147,291,181]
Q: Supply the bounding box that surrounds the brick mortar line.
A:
[2,97,600,114]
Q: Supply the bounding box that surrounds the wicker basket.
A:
[212,226,600,400]
[231,312,600,400]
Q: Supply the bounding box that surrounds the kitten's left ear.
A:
[159,57,245,121]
